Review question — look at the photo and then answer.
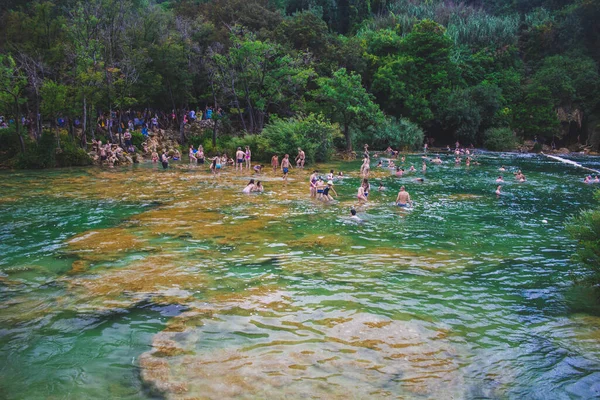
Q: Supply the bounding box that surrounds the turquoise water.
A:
[1,152,600,399]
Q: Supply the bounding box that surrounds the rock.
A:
[542,145,551,152]
[557,147,570,154]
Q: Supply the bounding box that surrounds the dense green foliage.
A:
[567,191,600,297]
[1,0,600,166]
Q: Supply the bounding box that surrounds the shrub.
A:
[566,191,600,297]
[55,140,92,167]
[483,127,516,151]
[16,132,91,169]
[258,113,341,164]
[131,132,145,148]
[358,117,424,150]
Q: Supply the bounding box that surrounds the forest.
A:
[1,0,599,167]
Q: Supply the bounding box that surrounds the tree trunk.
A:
[81,95,87,148]
[14,98,25,153]
[345,123,352,152]
[179,110,186,144]
[34,94,41,141]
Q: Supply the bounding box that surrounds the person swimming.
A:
[350,208,362,222]
[496,176,504,183]
[243,179,256,194]
[495,185,502,196]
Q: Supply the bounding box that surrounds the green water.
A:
[1,152,600,399]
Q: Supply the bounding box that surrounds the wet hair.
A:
[256,181,262,186]
[351,209,357,216]
[330,169,334,173]
[248,179,255,185]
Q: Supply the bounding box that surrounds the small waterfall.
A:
[542,153,600,174]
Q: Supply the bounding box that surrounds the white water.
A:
[542,153,600,174]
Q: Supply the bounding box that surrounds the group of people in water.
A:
[149,141,550,211]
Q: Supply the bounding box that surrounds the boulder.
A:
[557,147,570,154]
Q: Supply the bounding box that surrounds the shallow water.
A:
[1,152,600,399]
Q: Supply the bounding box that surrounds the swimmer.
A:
[151,150,158,163]
[235,147,245,171]
[254,181,264,192]
[210,154,221,175]
[496,176,504,183]
[323,180,337,201]
[189,145,197,164]
[377,160,383,168]
[401,156,406,163]
[309,170,318,197]
[395,186,412,207]
[595,176,600,183]
[432,156,443,164]
[197,146,205,165]
[161,151,169,169]
[362,179,371,199]
[338,172,344,177]
[271,154,279,173]
[422,162,427,172]
[388,160,395,168]
[408,165,416,172]
[316,177,325,199]
[243,179,256,194]
[395,167,403,177]
[295,147,305,168]
[495,185,502,196]
[350,208,362,222]
[360,156,370,177]
[584,175,592,183]
[357,185,368,202]
[281,154,292,181]
[499,165,506,172]
[378,182,385,191]
[414,178,424,182]
[326,169,334,181]
[245,146,252,170]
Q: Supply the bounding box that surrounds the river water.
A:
[1,152,599,399]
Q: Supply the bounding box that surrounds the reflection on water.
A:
[1,153,600,399]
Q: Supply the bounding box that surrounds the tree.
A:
[0,54,28,152]
[40,79,68,149]
[311,68,384,151]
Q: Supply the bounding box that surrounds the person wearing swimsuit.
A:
[236,147,245,172]
[309,171,318,198]
[296,148,305,168]
[197,146,205,165]
[245,146,251,170]
[281,154,291,181]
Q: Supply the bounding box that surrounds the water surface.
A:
[1,152,600,399]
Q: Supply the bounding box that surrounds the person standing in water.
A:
[495,185,502,196]
[281,154,291,181]
[395,186,412,207]
[161,151,170,169]
[197,145,205,165]
[360,156,370,177]
[323,180,337,201]
[309,170,318,198]
[357,185,368,202]
[235,147,245,172]
[271,154,279,173]
[245,146,252,170]
[296,148,305,168]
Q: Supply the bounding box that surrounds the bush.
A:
[483,127,516,151]
[358,117,424,151]
[566,191,600,297]
[55,140,92,167]
[258,113,341,164]
[16,132,91,169]
[131,131,145,148]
